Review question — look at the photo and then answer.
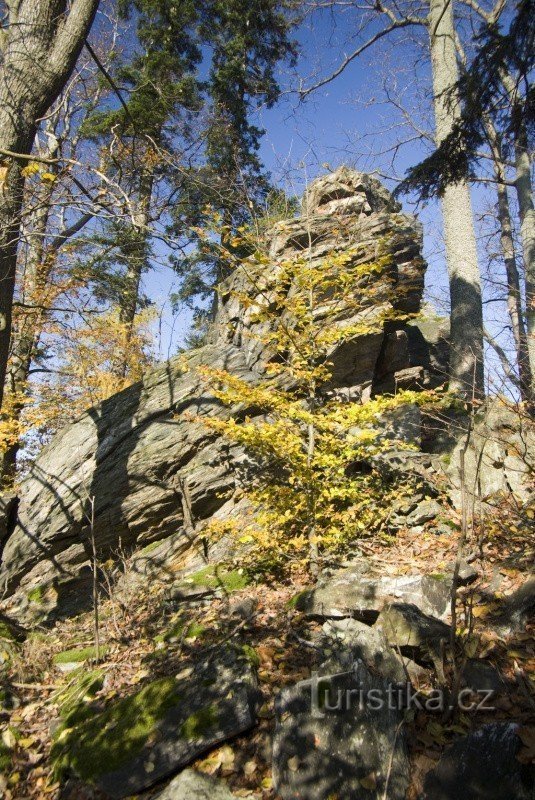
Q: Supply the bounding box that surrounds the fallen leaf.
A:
[359,772,377,790]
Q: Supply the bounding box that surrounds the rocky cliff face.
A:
[2,168,451,619]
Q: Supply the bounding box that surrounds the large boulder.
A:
[272,624,410,799]
[0,169,448,621]
[423,723,535,800]
[51,648,259,799]
[154,769,236,800]
[443,402,535,508]
[294,565,452,621]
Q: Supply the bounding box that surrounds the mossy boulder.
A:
[51,649,259,798]
[186,565,249,592]
[53,645,109,668]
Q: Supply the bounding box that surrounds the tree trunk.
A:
[428,0,485,399]
[1,170,57,485]
[484,120,533,403]
[0,0,99,411]
[495,72,534,405]
[512,113,535,405]
[117,167,154,377]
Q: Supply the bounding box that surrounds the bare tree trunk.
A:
[428,0,484,398]
[1,150,95,485]
[484,120,533,403]
[115,158,156,379]
[1,169,56,484]
[498,73,535,403]
[0,0,99,411]
[512,117,535,403]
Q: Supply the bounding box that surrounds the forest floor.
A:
[1,500,534,800]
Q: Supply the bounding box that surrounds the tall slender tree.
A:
[82,0,202,375]
[0,0,100,410]
[397,0,534,403]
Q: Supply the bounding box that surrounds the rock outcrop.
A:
[0,168,451,620]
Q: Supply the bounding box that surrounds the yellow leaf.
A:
[21,161,40,177]
[472,604,496,618]
[18,736,35,748]
[2,728,16,749]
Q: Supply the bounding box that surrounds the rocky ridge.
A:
[0,167,451,620]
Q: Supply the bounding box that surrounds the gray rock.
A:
[423,722,535,799]
[1,169,449,623]
[229,596,258,619]
[322,618,406,684]
[461,659,505,693]
[295,569,452,621]
[272,649,410,800]
[402,498,443,526]
[154,769,235,800]
[494,577,535,636]
[378,603,450,679]
[456,559,479,585]
[303,167,401,217]
[0,493,17,554]
[51,648,259,798]
[443,402,535,509]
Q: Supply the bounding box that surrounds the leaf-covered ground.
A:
[1,498,533,800]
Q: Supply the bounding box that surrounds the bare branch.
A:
[299,15,426,99]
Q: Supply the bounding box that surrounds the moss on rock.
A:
[186,565,249,592]
[53,668,105,728]
[0,621,17,642]
[286,589,310,609]
[179,705,218,739]
[53,645,108,665]
[27,585,44,604]
[51,676,181,782]
[241,644,260,667]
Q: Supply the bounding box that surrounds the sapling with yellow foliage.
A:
[198,233,442,576]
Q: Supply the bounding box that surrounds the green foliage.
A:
[171,0,297,314]
[396,0,533,200]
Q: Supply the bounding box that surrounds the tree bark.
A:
[428,0,485,398]
[117,165,154,378]
[492,69,535,406]
[0,0,99,411]
[512,114,535,405]
[484,120,533,403]
[2,166,57,485]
